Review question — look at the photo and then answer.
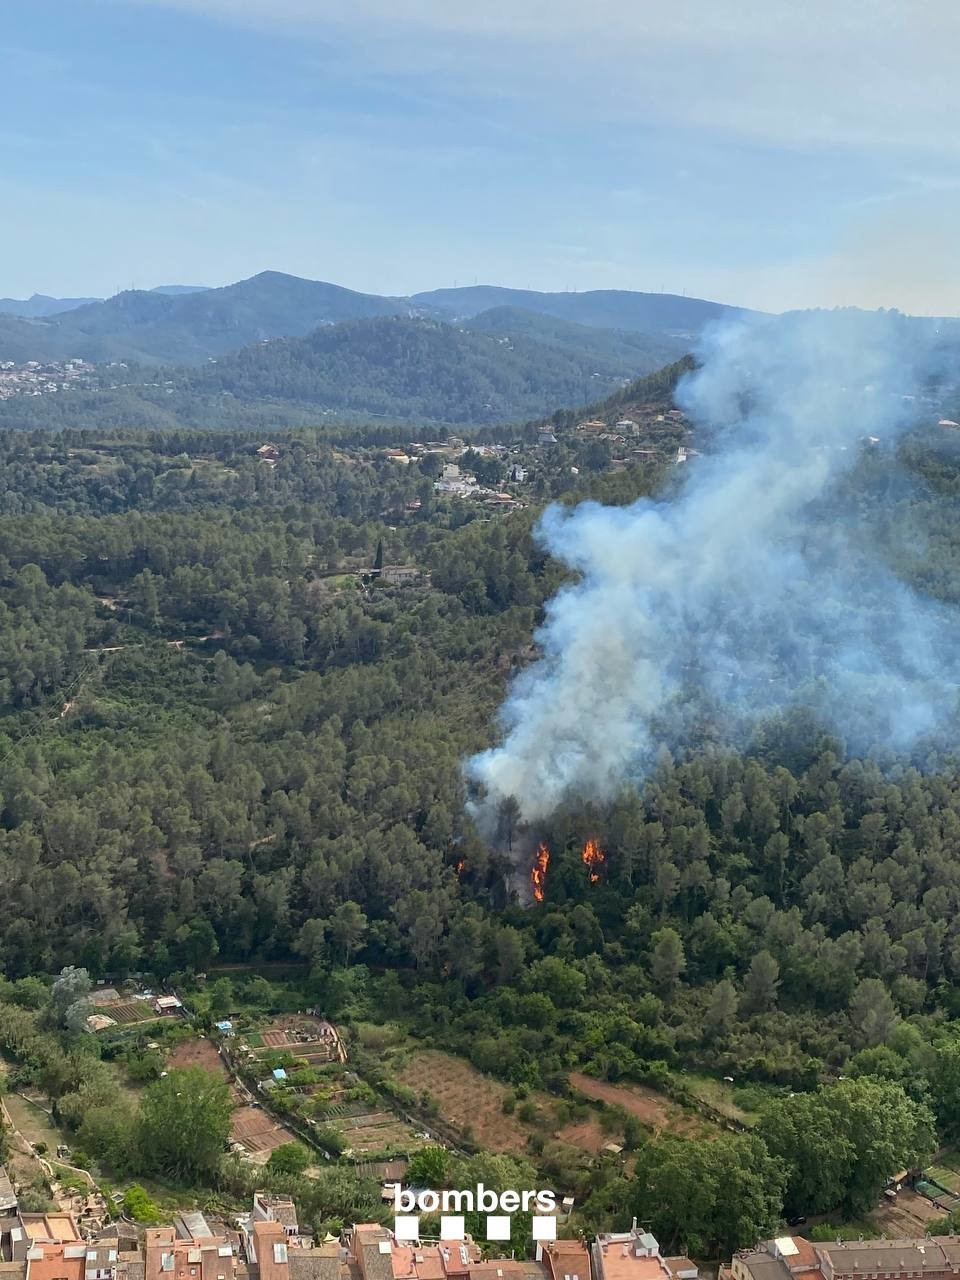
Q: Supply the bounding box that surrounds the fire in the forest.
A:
[455,858,466,876]
[582,837,605,883]
[531,843,550,902]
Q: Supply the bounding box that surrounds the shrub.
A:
[123,1185,162,1224]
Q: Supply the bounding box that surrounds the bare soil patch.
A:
[395,1050,607,1156]
[168,1036,228,1075]
[167,1035,241,1100]
[555,1119,609,1154]
[230,1105,295,1159]
[568,1072,710,1137]
[869,1189,946,1236]
[395,1050,530,1152]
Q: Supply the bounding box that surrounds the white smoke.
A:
[467,308,960,827]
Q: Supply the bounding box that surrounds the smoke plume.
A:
[467,308,960,829]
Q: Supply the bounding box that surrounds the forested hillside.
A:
[0,315,679,429]
[4,366,960,1252]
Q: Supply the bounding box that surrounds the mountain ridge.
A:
[0,270,745,366]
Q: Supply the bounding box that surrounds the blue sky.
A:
[2,0,959,311]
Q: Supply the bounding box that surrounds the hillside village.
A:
[0,1192,703,1280]
[6,1175,960,1280]
[0,359,98,400]
[6,970,960,1280]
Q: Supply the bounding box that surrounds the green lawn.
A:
[926,1164,960,1194]
[4,1092,63,1150]
[683,1073,758,1124]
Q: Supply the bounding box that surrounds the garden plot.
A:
[231,1105,296,1160]
[252,1016,345,1065]
[334,1107,427,1156]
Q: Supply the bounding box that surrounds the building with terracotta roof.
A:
[726,1235,960,1280]
[592,1226,697,1280]
[23,1240,87,1280]
[143,1224,237,1280]
[467,1263,548,1280]
[348,1225,394,1280]
[536,1240,589,1280]
[250,1198,301,1242]
[20,1215,82,1246]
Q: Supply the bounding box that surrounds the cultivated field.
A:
[167,1035,241,1101]
[250,1016,344,1067]
[395,1049,533,1152]
[98,999,158,1025]
[926,1162,960,1195]
[568,1072,713,1138]
[230,1105,296,1160]
[869,1189,947,1236]
[334,1107,426,1156]
[394,1050,608,1155]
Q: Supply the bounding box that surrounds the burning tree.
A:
[581,837,606,883]
[530,843,550,902]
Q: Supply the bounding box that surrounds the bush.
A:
[314,1124,346,1156]
[267,1142,312,1176]
[123,1185,163,1224]
[17,1186,54,1212]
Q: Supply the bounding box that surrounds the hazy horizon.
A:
[3,269,960,323]
[4,1,960,313]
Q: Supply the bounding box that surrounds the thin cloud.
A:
[120,0,960,154]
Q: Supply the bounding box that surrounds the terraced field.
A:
[394,1049,608,1154]
[231,1105,296,1159]
[317,1099,427,1156]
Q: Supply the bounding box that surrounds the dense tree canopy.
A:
[2,376,960,1250]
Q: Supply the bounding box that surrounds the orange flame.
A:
[531,843,550,902]
[455,858,466,876]
[582,837,606,883]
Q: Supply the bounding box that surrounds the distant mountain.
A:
[413,285,749,335]
[0,293,100,318]
[0,271,410,365]
[149,284,210,296]
[0,270,751,367]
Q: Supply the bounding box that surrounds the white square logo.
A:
[440,1216,465,1241]
[486,1216,511,1241]
[394,1216,420,1241]
[532,1216,556,1241]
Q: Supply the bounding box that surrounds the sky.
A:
[2,0,960,312]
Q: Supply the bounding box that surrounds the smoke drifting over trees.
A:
[468,309,960,827]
